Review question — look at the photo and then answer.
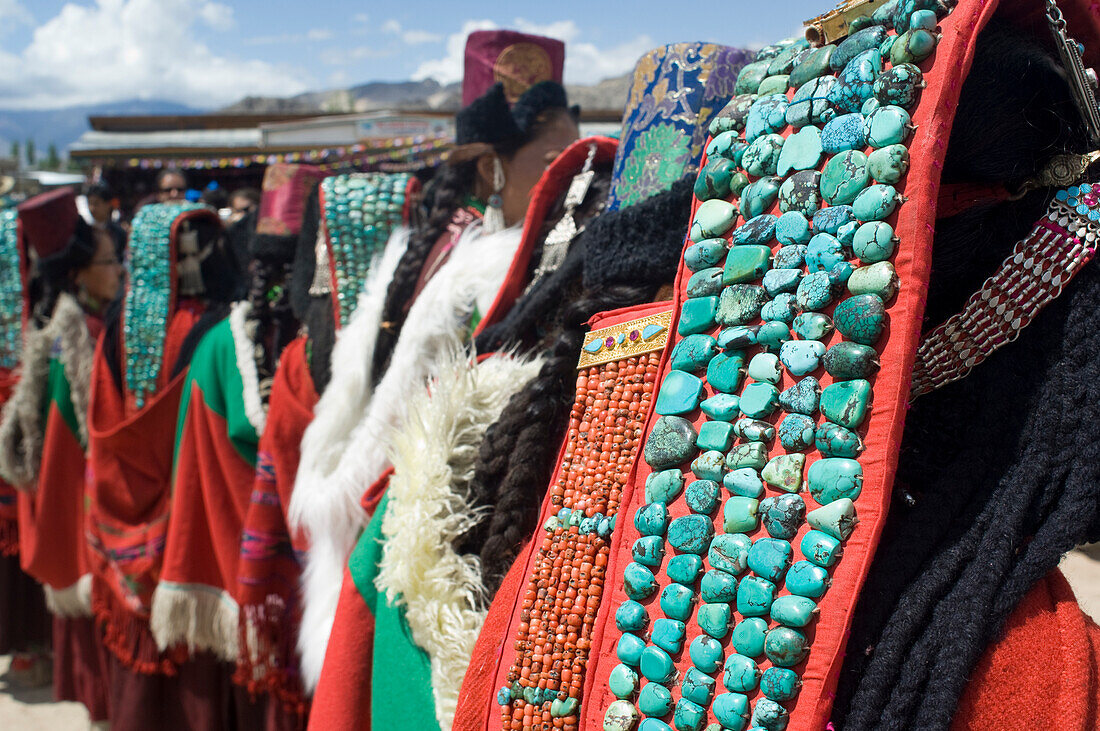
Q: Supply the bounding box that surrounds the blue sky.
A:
[0,0,827,110]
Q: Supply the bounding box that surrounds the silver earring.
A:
[483,156,506,234]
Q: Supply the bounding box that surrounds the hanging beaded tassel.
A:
[176,225,208,297]
[0,209,23,371]
[483,156,506,235]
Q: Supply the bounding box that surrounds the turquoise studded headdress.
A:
[0,209,23,371]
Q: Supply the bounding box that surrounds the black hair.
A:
[83,181,114,201]
[232,187,261,208]
[831,20,1099,730]
[155,168,187,189]
[28,218,99,327]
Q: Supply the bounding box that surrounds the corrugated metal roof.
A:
[70,128,262,152]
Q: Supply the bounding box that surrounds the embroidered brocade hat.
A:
[252,163,324,263]
[462,30,565,107]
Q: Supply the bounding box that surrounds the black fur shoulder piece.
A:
[456,81,571,146]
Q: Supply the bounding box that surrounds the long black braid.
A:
[831,20,1100,730]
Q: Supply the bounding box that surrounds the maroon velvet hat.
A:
[462,30,565,107]
[17,187,80,259]
[255,163,324,238]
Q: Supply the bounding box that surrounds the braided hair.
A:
[831,21,1100,730]
[28,218,99,327]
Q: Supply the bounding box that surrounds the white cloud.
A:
[0,0,32,26]
[381,19,442,45]
[411,19,498,85]
[246,27,333,46]
[0,0,310,110]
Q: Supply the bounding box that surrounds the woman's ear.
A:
[475,152,498,199]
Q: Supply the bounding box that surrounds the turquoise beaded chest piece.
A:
[0,209,22,370]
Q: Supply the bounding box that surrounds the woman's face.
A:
[75,228,123,307]
[497,111,580,227]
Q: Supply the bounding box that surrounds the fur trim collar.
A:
[229,301,266,435]
[44,573,93,617]
[377,347,543,729]
[0,292,95,487]
[291,221,521,690]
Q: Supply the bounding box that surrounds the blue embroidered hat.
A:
[606,43,754,211]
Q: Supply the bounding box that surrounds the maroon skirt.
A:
[53,615,111,722]
[0,554,50,654]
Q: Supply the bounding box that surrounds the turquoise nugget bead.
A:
[667,514,715,554]
[723,245,773,286]
[684,239,728,271]
[852,221,897,263]
[640,645,675,683]
[645,469,684,504]
[745,94,790,141]
[712,692,751,730]
[821,112,867,153]
[723,653,761,692]
[771,594,818,627]
[652,617,687,654]
[852,183,902,221]
[718,326,759,350]
[717,285,769,327]
[777,125,823,176]
[778,170,823,217]
[779,340,825,377]
[633,536,665,567]
[763,268,803,297]
[691,450,726,481]
[655,371,704,416]
[759,494,806,540]
[808,457,864,503]
[819,379,873,428]
[638,719,673,731]
[689,635,725,673]
[792,312,834,341]
[751,697,790,730]
[740,383,780,419]
[807,232,846,273]
[761,454,806,493]
[638,681,674,716]
[671,334,719,372]
[868,144,910,184]
[786,560,830,598]
[813,204,856,235]
[801,529,843,567]
[779,376,821,415]
[707,352,745,394]
[748,353,782,384]
[709,533,752,574]
[828,48,882,113]
[709,127,748,157]
[739,177,782,220]
[700,569,738,603]
[760,667,802,701]
[616,599,649,632]
[725,468,765,498]
[667,554,704,584]
[697,602,732,638]
[685,478,721,514]
[736,576,777,617]
[796,271,834,311]
[775,212,811,245]
[678,296,719,336]
[690,199,737,241]
[764,626,810,667]
[789,42,835,87]
[864,105,912,147]
[808,498,858,540]
[634,502,669,536]
[848,261,900,300]
[617,631,646,665]
[681,667,717,706]
[756,321,793,352]
[774,243,807,268]
[823,342,881,380]
[820,149,870,205]
[831,24,888,69]
[673,699,707,731]
[701,393,741,421]
[731,617,769,657]
[874,63,923,109]
[727,442,769,470]
[729,213,777,245]
[686,267,724,298]
[747,538,793,583]
[645,417,698,470]
[733,418,775,443]
[760,294,799,324]
[661,583,696,621]
[695,157,737,201]
[787,75,837,127]
[815,421,865,458]
[742,134,784,176]
[624,562,659,600]
[609,664,640,699]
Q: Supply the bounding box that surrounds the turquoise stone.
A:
[823,341,881,380]
[815,422,865,458]
[868,144,910,184]
[730,214,778,245]
[668,514,715,554]
[910,8,938,30]
[652,617,687,655]
[638,719,673,731]
[786,560,830,598]
[761,294,798,325]
[723,654,760,693]
[684,239,728,272]
[777,125,823,176]
[667,553,704,585]
[643,323,668,341]
[744,94,789,142]
[759,75,789,97]
[697,421,735,452]
[697,603,732,639]
[820,149,870,205]
[763,268,802,297]
[852,184,902,221]
[646,469,685,504]
[828,48,882,113]
[616,600,649,632]
[686,267,724,298]
[834,293,886,345]
[771,594,817,627]
[640,645,675,683]
[821,112,867,153]
[808,497,859,540]
[778,413,816,451]
[739,177,781,220]
[792,312,833,342]
[617,631,646,665]
[820,379,873,429]
[848,261,900,300]
[709,96,755,135]
[768,44,802,75]
[673,698,707,731]
[710,533,752,574]
[764,626,810,667]
[609,663,640,699]
[748,538,794,583]
[778,170,822,217]
[759,494,806,540]
[761,454,806,493]
[723,496,760,534]
[719,326,759,350]
[660,582,696,622]
[739,383,780,419]
[717,285,769,327]
[712,692,751,730]
[633,536,665,567]
[775,212,811,245]
[655,371,704,416]
[584,339,604,355]
[731,617,769,657]
[680,671,716,713]
[645,417,698,469]
[695,157,737,201]
[806,233,846,273]
[690,199,737,241]
[689,635,724,673]
[724,467,765,498]
[747,352,782,384]
[874,63,923,109]
[701,393,741,421]
[604,700,641,731]
[736,575,777,617]
[685,478,721,514]
[801,529,843,567]
[786,76,837,128]
[733,419,775,443]
[700,569,738,603]
[892,0,945,30]
[671,334,719,372]
[624,562,659,601]
[779,376,821,415]
[723,245,772,285]
[742,133,784,176]
[864,105,911,147]
[727,442,769,470]
[879,33,897,59]
[813,205,856,235]
[751,697,790,731]
[891,27,937,64]
[831,24,889,70]
[829,260,855,288]
[690,450,726,482]
[795,271,834,311]
[760,667,802,702]
[634,502,670,536]
[789,43,835,88]
[678,296,719,336]
[638,681,674,716]
[756,321,793,351]
[707,352,746,394]
[837,219,859,245]
[735,60,770,95]
[852,221,897,263]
